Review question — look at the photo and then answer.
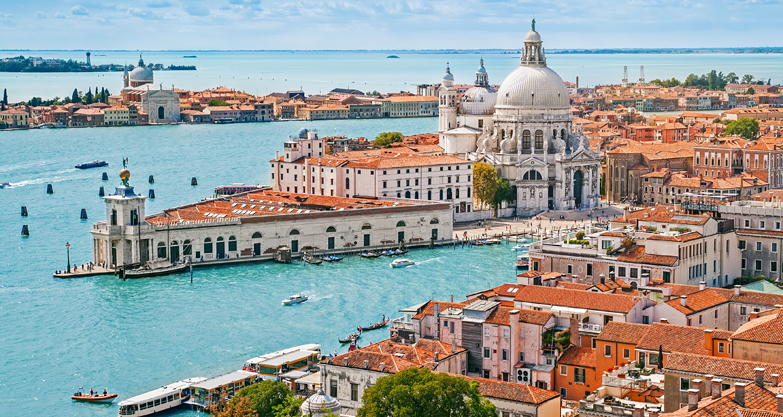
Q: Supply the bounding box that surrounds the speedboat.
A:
[71,390,118,403]
[118,377,206,416]
[282,293,308,306]
[390,259,415,268]
[359,251,380,259]
[75,160,108,169]
[0,182,10,188]
[512,243,530,252]
[516,254,529,270]
[485,238,501,245]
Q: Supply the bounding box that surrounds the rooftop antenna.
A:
[639,65,645,85]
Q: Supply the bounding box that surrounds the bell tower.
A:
[438,64,458,135]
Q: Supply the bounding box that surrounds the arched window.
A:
[501,129,505,139]
[397,192,401,198]
[535,130,544,150]
[561,129,567,141]
[447,188,453,200]
[204,238,213,254]
[509,129,513,139]
[415,191,419,199]
[157,242,166,258]
[522,130,531,150]
[183,239,192,256]
[455,188,460,198]
[405,191,411,198]
[553,129,557,140]
[439,189,444,200]
[326,226,336,233]
[396,221,406,227]
[252,232,262,238]
[345,178,350,190]
[228,236,237,252]
[290,229,300,235]
[430,218,440,224]
[158,106,165,120]
[523,170,542,180]
[361,224,372,230]
[428,190,432,200]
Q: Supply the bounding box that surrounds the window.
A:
[774,243,778,253]
[618,267,626,277]
[560,365,568,376]
[756,260,762,271]
[741,306,747,315]
[761,221,766,229]
[623,348,630,359]
[773,262,778,272]
[575,368,586,384]
[757,242,763,251]
[330,380,337,397]
[742,258,747,269]
[501,349,509,361]
[519,352,525,362]
[663,271,671,283]
[602,240,612,249]
[503,328,509,338]
[483,326,490,336]
[567,264,573,274]
[483,348,491,359]
[745,219,750,228]
[680,378,690,391]
[383,181,387,188]
[718,342,725,353]
[587,263,593,276]
[350,383,358,401]
[204,238,213,254]
[643,316,650,324]
[604,345,612,357]
[560,388,567,397]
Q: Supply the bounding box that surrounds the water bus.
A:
[245,344,321,381]
[117,377,206,416]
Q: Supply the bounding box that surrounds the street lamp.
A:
[66,242,71,274]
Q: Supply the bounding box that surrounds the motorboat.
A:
[72,390,118,403]
[484,238,501,245]
[117,377,206,416]
[390,259,415,268]
[358,251,380,259]
[516,254,529,271]
[394,248,408,256]
[512,243,530,252]
[75,160,108,169]
[359,317,390,332]
[380,249,397,256]
[320,254,344,262]
[282,293,308,306]
[0,182,10,188]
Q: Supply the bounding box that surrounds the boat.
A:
[117,377,206,416]
[303,252,322,265]
[244,344,321,381]
[512,243,530,252]
[358,251,380,259]
[394,248,408,255]
[516,254,529,271]
[0,182,10,188]
[380,249,398,256]
[339,329,362,344]
[387,55,399,59]
[124,260,187,278]
[282,293,308,306]
[183,55,197,58]
[390,259,415,268]
[359,317,390,332]
[320,254,344,262]
[214,183,263,196]
[485,238,501,245]
[71,390,118,403]
[75,160,109,169]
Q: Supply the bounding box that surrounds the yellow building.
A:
[0,109,29,128]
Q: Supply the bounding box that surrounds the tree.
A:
[2,88,7,105]
[473,162,498,210]
[726,72,739,84]
[71,88,80,104]
[366,90,381,96]
[741,74,755,84]
[746,87,755,95]
[273,395,302,417]
[600,172,606,196]
[373,131,403,147]
[215,395,258,417]
[229,380,295,417]
[208,99,230,106]
[83,87,93,105]
[357,367,496,417]
[492,177,515,208]
[724,118,760,140]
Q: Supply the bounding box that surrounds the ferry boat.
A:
[75,160,109,169]
[390,259,415,268]
[117,377,206,416]
[244,344,321,381]
[516,254,529,271]
[214,183,263,196]
[282,293,308,306]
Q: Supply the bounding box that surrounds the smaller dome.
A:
[442,64,454,82]
[300,390,340,416]
[525,30,541,43]
[298,128,309,139]
[460,86,497,116]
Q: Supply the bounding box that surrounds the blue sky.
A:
[1,0,782,50]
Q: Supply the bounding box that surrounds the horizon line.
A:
[2,47,783,53]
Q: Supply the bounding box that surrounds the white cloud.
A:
[34,11,46,19]
[70,5,90,16]
[127,8,161,19]
[54,12,66,19]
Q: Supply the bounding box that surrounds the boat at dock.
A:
[244,344,321,381]
[512,243,530,252]
[303,252,322,265]
[320,254,343,262]
[124,260,187,278]
[117,377,206,416]
[72,390,118,403]
[359,250,380,258]
[359,317,390,332]
[390,259,415,268]
[75,160,108,169]
[282,293,308,306]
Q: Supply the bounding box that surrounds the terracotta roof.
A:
[557,282,593,291]
[616,246,678,267]
[514,286,641,314]
[460,375,560,404]
[733,309,783,345]
[516,309,555,326]
[665,289,730,315]
[664,352,783,383]
[615,205,710,226]
[635,322,712,354]
[558,346,596,368]
[596,322,650,345]
[600,232,627,237]
[648,231,703,242]
[682,383,781,417]
[327,338,466,374]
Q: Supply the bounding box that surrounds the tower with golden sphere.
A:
[94,168,149,268]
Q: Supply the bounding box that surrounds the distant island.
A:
[551,47,783,54]
[0,55,196,72]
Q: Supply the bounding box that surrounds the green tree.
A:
[84,87,93,104]
[208,99,230,106]
[746,87,755,95]
[357,367,496,417]
[724,118,760,140]
[366,90,381,96]
[2,88,7,105]
[492,177,515,208]
[473,162,498,210]
[229,381,295,417]
[273,395,302,417]
[726,72,739,84]
[373,131,403,147]
[71,88,80,104]
[600,172,606,196]
[741,74,755,84]
[215,395,258,417]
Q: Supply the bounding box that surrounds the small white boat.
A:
[512,243,530,252]
[118,377,206,416]
[390,259,415,268]
[516,254,529,270]
[282,293,308,306]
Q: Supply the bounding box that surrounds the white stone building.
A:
[438,23,601,215]
[120,55,180,124]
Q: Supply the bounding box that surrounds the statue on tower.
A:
[119,169,130,187]
[531,18,536,31]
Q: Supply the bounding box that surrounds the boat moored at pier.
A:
[118,377,206,416]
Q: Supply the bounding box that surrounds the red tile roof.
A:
[616,246,678,267]
[596,322,650,345]
[514,286,641,314]
[459,375,560,404]
[733,309,783,345]
[664,352,783,383]
[635,322,712,355]
[327,338,467,374]
[647,231,703,242]
[665,289,731,315]
[558,346,596,368]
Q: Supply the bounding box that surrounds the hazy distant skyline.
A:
[1,0,782,51]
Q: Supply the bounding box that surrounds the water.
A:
[1,50,782,102]
[0,118,521,417]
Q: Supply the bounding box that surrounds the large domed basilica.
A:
[438,22,600,214]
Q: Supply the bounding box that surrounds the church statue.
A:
[532,18,536,31]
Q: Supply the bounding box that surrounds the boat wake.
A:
[0,159,51,174]
[10,169,86,188]
[416,258,440,265]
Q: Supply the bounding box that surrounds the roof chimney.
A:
[750,312,759,320]
[344,357,349,366]
[755,367,766,387]
[712,378,723,399]
[380,362,385,372]
[363,360,369,369]
[777,395,783,413]
[699,281,706,291]
[661,318,668,324]
[435,352,439,361]
[633,405,645,417]
[735,285,742,296]
[772,374,780,387]
[692,379,703,401]
[735,382,746,407]
[688,389,700,411]
[681,295,688,307]
[649,409,660,417]
[452,337,457,353]
[704,329,714,355]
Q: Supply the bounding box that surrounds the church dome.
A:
[460,86,497,115]
[300,390,340,416]
[442,64,454,82]
[524,30,541,43]
[129,66,153,83]
[496,66,569,108]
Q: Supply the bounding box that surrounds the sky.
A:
[1,0,782,50]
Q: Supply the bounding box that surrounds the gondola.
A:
[303,252,322,265]
[320,254,344,262]
[358,250,380,258]
[339,330,362,344]
[359,318,390,332]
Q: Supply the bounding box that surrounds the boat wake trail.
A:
[416,258,441,265]
[10,169,86,187]
[0,159,50,174]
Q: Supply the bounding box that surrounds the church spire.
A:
[475,57,488,86]
[521,19,546,67]
[138,53,144,67]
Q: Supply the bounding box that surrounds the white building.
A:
[121,55,180,124]
[438,22,601,215]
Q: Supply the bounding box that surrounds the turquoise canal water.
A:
[0,118,519,417]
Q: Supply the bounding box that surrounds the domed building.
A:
[121,54,181,124]
[124,55,154,88]
[438,22,600,214]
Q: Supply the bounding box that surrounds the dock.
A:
[53,265,113,279]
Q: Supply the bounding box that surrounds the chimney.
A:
[509,309,520,366]
[692,379,703,400]
[681,295,688,307]
[600,274,606,285]
[777,395,783,413]
[435,352,439,361]
[363,360,369,369]
[772,374,780,387]
[344,358,349,367]
[649,409,660,417]
[633,405,645,417]
[750,312,759,320]
[712,378,723,399]
[379,362,385,372]
[735,383,746,407]
[688,389,700,411]
[735,285,742,296]
[661,318,668,324]
[755,367,766,387]
[704,329,714,355]
[452,337,457,353]
[699,281,706,291]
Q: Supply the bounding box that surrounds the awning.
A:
[551,306,588,315]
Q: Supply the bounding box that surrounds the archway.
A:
[216,237,225,259]
[170,240,179,263]
[252,232,262,256]
[158,106,165,120]
[548,185,554,210]
[574,170,584,209]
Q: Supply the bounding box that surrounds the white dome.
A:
[524,30,541,43]
[300,390,341,416]
[496,65,569,108]
[129,66,153,83]
[442,70,454,82]
[460,86,497,115]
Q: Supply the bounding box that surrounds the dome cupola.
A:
[441,63,454,87]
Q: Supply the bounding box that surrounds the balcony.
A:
[391,317,413,332]
[578,322,604,333]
